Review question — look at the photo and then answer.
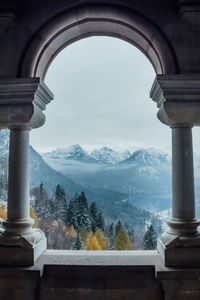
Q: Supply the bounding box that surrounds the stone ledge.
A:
[35,250,161,267]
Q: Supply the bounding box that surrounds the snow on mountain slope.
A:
[121,148,170,167]
[43,144,98,163]
[91,146,131,164]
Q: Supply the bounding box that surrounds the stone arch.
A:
[19,5,178,79]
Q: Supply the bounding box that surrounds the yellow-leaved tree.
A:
[66,225,77,238]
[62,225,67,232]
[85,235,101,250]
[114,227,132,250]
[80,226,88,243]
[30,205,38,228]
[95,229,108,250]
[65,225,77,249]
[53,220,59,228]
[0,204,6,220]
[84,231,93,248]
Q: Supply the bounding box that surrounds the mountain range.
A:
[43,144,200,220]
[43,144,172,212]
[0,130,163,234]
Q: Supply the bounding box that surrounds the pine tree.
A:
[115,220,122,236]
[96,212,105,232]
[66,198,77,228]
[95,229,108,250]
[76,192,91,231]
[66,192,91,231]
[73,234,83,250]
[34,183,49,219]
[128,229,135,244]
[55,184,67,223]
[108,222,115,249]
[109,223,114,237]
[143,225,157,250]
[114,227,132,250]
[90,202,98,233]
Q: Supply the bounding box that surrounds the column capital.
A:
[150,74,200,127]
[0,77,53,129]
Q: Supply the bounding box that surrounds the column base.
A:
[158,231,200,267]
[0,229,47,266]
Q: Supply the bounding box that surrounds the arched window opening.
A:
[0,37,172,251]
[28,37,172,250]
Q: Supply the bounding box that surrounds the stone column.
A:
[5,128,33,236]
[0,78,53,266]
[169,125,198,235]
[150,74,200,267]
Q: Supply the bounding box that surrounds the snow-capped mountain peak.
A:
[43,144,98,163]
[90,147,131,164]
[64,144,88,158]
[44,144,87,158]
[121,148,170,166]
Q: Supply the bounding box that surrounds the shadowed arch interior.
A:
[19,5,178,79]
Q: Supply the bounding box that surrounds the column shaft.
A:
[7,129,30,220]
[3,128,34,236]
[171,126,195,221]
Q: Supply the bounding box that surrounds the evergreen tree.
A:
[90,202,98,233]
[55,184,67,223]
[66,192,91,231]
[114,227,132,250]
[96,212,105,232]
[109,222,114,237]
[95,229,108,250]
[128,229,135,244]
[66,198,77,228]
[76,192,91,231]
[108,222,115,249]
[34,183,49,219]
[115,220,122,236]
[143,225,157,250]
[73,233,83,250]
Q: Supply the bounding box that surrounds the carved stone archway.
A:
[19,5,178,79]
[0,3,200,272]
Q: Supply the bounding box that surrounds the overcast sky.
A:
[30,36,200,155]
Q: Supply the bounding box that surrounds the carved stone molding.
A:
[150,74,200,126]
[0,78,53,129]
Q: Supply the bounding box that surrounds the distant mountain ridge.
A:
[44,144,98,164]
[0,130,162,235]
[120,148,170,166]
[91,146,131,164]
[42,144,173,212]
[44,144,131,165]
[43,144,170,166]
